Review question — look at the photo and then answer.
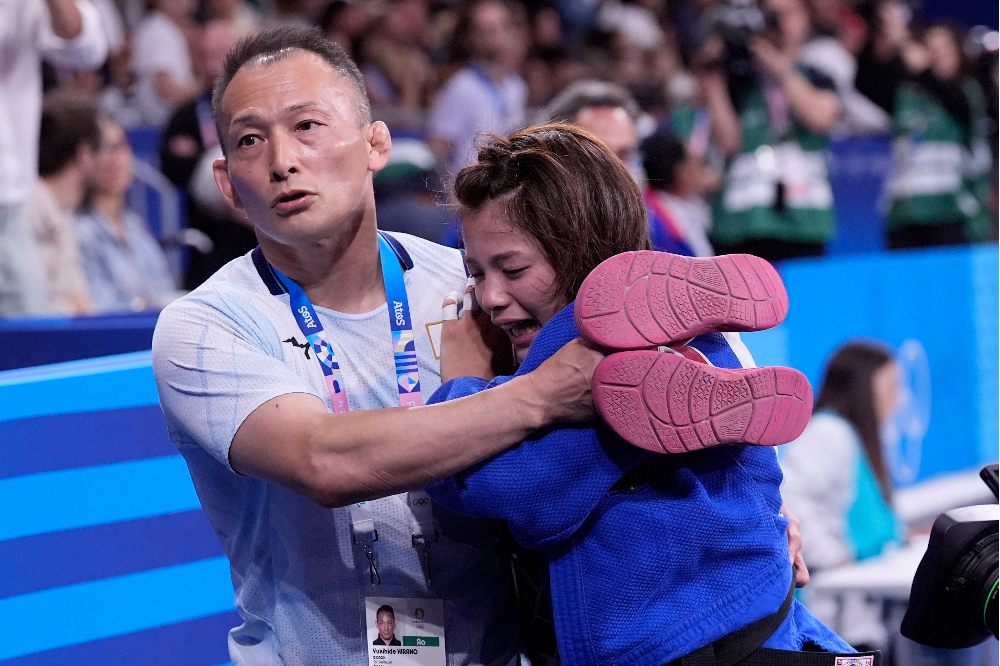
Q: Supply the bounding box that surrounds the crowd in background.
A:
[0,0,997,319]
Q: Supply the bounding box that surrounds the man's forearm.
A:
[234,377,551,507]
[231,340,601,507]
[45,0,83,39]
[783,72,841,134]
[326,375,553,504]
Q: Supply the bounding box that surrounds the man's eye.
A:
[237,135,258,147]
[298,121,318,131]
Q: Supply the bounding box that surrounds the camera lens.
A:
[984,570,998,640]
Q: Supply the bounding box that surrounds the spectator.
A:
[779,341,903,651]
[160,20,257,289]
[357,0,436,110]
[27,93,101,316]
[797,3,891,137]
[539,80,700,254]
[98,34,147,130]
[77,114,178,313]
[205,0,264,39]
[427,0,528,175]
[132,0,201,127]
[0,0,107,317]
[856,7,992,248]
[319,0,376,59]
[699,0,842,261]
[641,131,715,256]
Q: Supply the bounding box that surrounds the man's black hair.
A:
[211,26,372,150]
[38,93,101,178]
[641,132,687,192]
[376,604,395,618]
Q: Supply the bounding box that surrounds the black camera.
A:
[901,464,999,648]
[701,0,780,77]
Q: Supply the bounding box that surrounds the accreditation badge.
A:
[366,597,446,666]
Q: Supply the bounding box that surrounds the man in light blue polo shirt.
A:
[152,26,601,666]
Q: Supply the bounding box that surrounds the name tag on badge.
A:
[366,597,446,665]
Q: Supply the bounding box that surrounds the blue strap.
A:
[266,233,422,411]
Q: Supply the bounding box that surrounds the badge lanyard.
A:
[266,232,434,584]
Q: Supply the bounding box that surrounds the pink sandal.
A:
[593,351,813,454]
[575,252,789,350]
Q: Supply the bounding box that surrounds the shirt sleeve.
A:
[131,15,189,79]
[779,415,858,570]
[39,0,109,70]
[427,74,473,146]
[151,293,323,471]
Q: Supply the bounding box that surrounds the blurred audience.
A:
[132,0,201,127]
[1,0,997,320]
[77,114,178,312]
[28,93,101,316]
[698,0,843,262]
[160,20,257,290]
[779,341,903,652]
[856,3,993,248]
[641,131,715,256]
[428,0,529,175]
[357,0,436,111]
[799,0,889,137]
[540,79,643,172]
[373,138,452,244]
[0,0,107,318]
[540,79,709,255]
[319,0,376,57]
[205,0,264,39]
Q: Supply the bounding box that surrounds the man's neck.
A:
[41,170,84,213]
[259,220,387,315]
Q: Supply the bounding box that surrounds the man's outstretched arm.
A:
[230,339,602,507]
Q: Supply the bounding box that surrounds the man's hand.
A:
[750,36,842,134]
[440,281,515,383]
[45,0,83,39]
[782,503,810,587]
[749,37,794,80]
[521,338,604,424]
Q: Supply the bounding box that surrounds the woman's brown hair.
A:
[815,341,896,501]
[453,123,651,303]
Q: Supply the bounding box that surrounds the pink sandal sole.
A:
[594,351,813,454]
[575,252,789,350]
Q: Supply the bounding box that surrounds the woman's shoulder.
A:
[781,411,860,471]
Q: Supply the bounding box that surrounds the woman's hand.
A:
[440,280,516,383]
[782,503,811,587]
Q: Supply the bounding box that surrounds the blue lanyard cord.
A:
[267,234,422,412]
[378,234,422,406]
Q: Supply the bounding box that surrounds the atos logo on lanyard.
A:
[267,232,423,412]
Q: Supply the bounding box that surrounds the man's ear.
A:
[367,121,392,173]
[213,158,243,211]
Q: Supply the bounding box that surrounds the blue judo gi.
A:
[427,304,852,666]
